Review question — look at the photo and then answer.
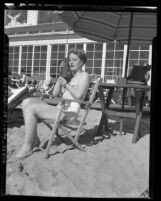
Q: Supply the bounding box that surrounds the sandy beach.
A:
[6,107,150,198]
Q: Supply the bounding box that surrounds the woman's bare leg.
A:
[15,97,60,159]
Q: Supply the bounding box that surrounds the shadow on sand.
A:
[38,113,150,158]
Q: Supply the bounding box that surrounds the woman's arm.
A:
[60,72,89,100]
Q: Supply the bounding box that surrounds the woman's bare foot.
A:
[15,137,41,159]
[15,145,33,159]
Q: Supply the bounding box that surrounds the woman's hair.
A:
[68,48,87,65]
[60,57,69,68]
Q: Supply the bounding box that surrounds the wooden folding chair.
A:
[42,77,101,159]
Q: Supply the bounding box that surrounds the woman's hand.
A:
[58,76,67,87]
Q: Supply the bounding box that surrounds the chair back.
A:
[84,76,101,104]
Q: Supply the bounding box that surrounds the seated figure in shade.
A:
[126,64,151,106]
[15,48,90,159]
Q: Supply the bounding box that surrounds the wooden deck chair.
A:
[42,77,101,159]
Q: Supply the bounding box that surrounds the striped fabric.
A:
[57,11,157,44]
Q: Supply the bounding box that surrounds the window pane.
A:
[95,52,102,59]
[86,59,93,67]
[40,60,46,66]
[59,44,65,51]
[51,52,57,59]
[26,68,32,74]
[34,60,39,66]
[22,46,27,52]
[86,52,94,59]
[27,60,32,66]
[40,67,45,73]
[116,43,124,50]
[28,53,32,59]
[28,46,33,52]
[86,43,94,51]
[106,52,114,59]
[58,52,65,59]
[50,60,57,67]
[76,44,83,49]
[21,60,26,66]
[105,60,113,67]
[115,51,123,59]
[14,60,18,66]
[95,43,103,51]
[21,53,27,59]
[50,67,56,74]
[93,67,101,75]
[52,45,58,52]
[140,51,149,59]
[140,45,149,50]
[129,60,139,68]
[35,46,40,52]
[68,44,76,50]
[94,60,102,67]
[34,53,40,59]
[13,67,18,72]
[114,59,123,67]
[14,53,19,59]
[41,52,47,59]
[41,46,47,52]
[106,42,114,50]
[139,60,149,66]
[15,47,19,53]
[21,67,26,73]
[33,67,39,73]
[130,44,140,50]
[129,51,139,59]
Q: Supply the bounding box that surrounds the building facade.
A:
[5,10,152,81]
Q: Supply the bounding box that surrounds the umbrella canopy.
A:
[57,11,157,45]
[56,11,157,78]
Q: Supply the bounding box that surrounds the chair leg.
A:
[44,104,65,159]
[132,115,141,143]
[120,117,124,135]
[63,132,85,151]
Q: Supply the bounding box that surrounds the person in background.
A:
[145,69,151,107]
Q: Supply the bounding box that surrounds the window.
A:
[85,43,103,76]
[50,44,66,78]
[32,45,47,76]
[21,45,34,76]
[8,46,20,74]
[104,41,124,80]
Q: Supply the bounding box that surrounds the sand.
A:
[6,107,150,198]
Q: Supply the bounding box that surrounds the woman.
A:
[15,48,89,159]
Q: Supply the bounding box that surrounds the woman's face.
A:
[69,53,83,72]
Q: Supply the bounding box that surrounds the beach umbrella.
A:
[56,11,157,78]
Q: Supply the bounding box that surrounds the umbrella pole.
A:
[122,13,134,112]
[124,12,134,78]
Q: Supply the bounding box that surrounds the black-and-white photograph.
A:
[3,3,157,198]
